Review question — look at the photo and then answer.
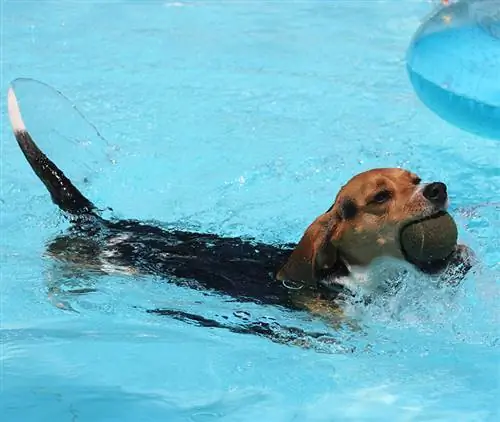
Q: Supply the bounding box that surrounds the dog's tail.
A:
[8,86,97,217]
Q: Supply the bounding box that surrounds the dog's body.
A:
[47,218,305,308]
[8,87,476,324]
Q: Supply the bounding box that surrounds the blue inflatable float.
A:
[406,0,500,140]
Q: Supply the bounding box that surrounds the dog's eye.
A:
[372,190,391,204]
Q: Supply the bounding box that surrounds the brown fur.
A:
[277,168,447,284]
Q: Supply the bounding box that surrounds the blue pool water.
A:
[1,1,499,421]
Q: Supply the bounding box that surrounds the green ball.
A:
[400,212,458,263]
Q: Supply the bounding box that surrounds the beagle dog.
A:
[7,87,475,325]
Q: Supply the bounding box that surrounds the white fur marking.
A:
[323,257,407,296]
[99,261,136,275]
[97,233,136,275]
[107,233,131,246]
[7,87,27,132]
[101,249,118,258]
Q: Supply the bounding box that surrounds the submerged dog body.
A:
[47,218,300,307]
[8,87,475,317]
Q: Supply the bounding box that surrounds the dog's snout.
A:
[423,182,447,205]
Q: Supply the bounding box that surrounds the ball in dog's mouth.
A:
[399,211,458,266]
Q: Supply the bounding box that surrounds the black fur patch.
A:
[339,198,357,220]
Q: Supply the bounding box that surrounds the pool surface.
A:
[1,1,499,421]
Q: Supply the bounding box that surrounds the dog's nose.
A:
[423,182,447,205]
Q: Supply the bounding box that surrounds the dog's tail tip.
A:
[8,85,27,134]
[7,81,98,218]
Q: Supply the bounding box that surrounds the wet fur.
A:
[7,86,475,335]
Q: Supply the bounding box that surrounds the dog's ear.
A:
[277,212,339,286]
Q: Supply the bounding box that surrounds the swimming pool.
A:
[1,1,499,421]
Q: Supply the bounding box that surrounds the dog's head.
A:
[277,168,451,285]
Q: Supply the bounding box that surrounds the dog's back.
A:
[8,87,304,308]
